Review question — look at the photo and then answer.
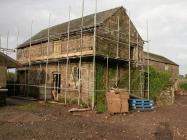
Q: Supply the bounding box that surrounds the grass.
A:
[20,104,36,112]
[44,101,55,107]
[20,101,55,112]
[179,81,187,91]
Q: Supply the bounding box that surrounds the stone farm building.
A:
[144,52,179,92]
[16,7,144,106]
[0,51,19,88]
[144,52,179,80]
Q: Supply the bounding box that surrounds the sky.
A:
[0,0,186,75]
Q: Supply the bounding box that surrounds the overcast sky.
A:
[0,0,186,75]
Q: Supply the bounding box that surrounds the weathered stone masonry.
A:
[16,7,144,105]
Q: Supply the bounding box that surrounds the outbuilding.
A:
[0,51,20,104]
[144,52,179,80]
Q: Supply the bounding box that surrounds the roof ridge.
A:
[144,51,178,66]
[18,6,124,48]
[50,6,123,29]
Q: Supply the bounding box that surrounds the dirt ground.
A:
[0,95,186,140]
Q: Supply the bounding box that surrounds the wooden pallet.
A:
[128,99,154,111]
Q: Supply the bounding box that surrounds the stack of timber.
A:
[106,89,129,113]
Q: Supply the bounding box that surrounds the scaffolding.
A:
[128,11,131,95]
[78,0,84,105]
[44,14,51,101]
[146,19,150,100]
[4,2,150,110]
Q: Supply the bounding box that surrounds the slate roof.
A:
[144,52,178,66]
[18,6,124,48]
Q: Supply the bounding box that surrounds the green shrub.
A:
[149,67,171,100]
[179,81,187,91]
[95,63,107,113]
[118,68,143,97]
[95,64,171,112]
[118,66,171,100]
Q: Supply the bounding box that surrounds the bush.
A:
[149,67,171,100]
[95,63,107,113]
[179,81,187,91]
[118,68,144,97]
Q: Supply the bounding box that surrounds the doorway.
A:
[52,73,61,94]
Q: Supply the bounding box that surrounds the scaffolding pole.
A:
[78,0,84,105]
[14,30,19,96]
[128,11,131,95]
[106,55,109,91]
[39,63,42,85]
[65,6,71,104]
[6,31,9,55]
[24,65,26,96]
[57,60,60,99]
[12,5,149,103]
[44,14,51,102]
[147,19,150,100]
[27,20,33,97]
[17,24,143,50]
[16,29,19,56]
[116,16,120,87]
[137,32,143,97]
[92,0,97,110]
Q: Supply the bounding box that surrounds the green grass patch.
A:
[179,81,187,91]
[20,103,36,112]
[44,101,55,107]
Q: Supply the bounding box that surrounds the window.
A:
[48,42,54,54]
[165,65,169,71]
[21,49,24,58]
[73,67,81,81]
[42,44,47,56]
[130,46,134,60]
[24,48,28,58]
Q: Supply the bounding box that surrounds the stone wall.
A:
[16,8,144,104]
[158,86,175,106]
[16,35,94,64]
[96,8,144,62]
[16,8,144,65]
[17,61,94,105]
